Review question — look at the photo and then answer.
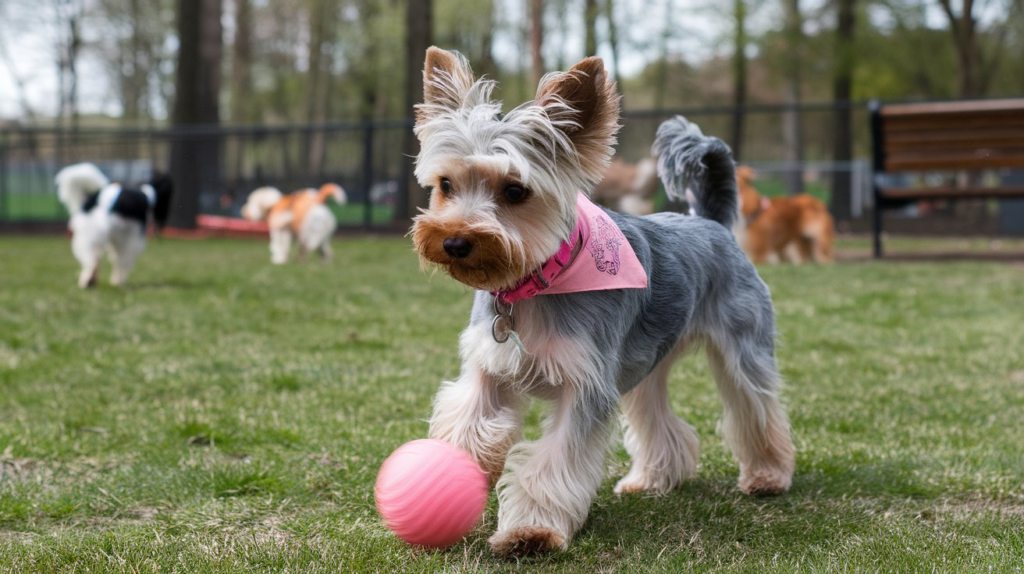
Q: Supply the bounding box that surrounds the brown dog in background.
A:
[736,166,835,264]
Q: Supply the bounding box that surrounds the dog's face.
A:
[410,47,620,292]
[241,187,284,222]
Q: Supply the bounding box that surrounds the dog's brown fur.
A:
[736,166,835,264]
[269,184,344,234]
[591,158,659,215]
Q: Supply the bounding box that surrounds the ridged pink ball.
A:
[375,439,488,548]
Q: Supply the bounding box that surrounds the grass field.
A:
[1,236,1022,573]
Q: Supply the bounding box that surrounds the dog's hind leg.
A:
[614,347,700,495]
[706,332,795,496]
[317,240,333,262]
[72,230,102,289]
[109,227,146,286]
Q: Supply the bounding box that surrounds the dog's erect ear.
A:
[535,57,620,179]
[418,47,476,124]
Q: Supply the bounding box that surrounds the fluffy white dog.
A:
[55,163,173,288]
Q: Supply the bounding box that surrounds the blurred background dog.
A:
[55,163,173,288]
[736,166,835,264]
[590,157,659,216]
[241,183,347,264]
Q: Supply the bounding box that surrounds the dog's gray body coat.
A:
[468,208,777,418]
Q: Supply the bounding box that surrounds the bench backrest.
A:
[872,99,1024,173]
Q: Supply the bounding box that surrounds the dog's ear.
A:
[417,47,476,124]
[536,57,621,181]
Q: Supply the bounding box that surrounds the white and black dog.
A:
[55,163,174,288]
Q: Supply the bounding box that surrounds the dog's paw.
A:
[489,526,566,557]
[613,474,668,496]
[738,467,791,496]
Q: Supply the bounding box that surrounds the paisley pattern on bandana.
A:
[587,214,623,275]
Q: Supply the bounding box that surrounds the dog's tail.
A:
[55,163,110,214]
[317,183,347,205]
[652,116,738,229]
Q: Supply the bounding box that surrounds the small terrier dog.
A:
[411,47,795,556]
[736,165,835,264]
[55,163,173,288]
[241,183,347,264]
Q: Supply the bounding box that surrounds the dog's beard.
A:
[411,217,535,292]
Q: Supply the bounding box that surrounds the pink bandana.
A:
[494,193,648,304]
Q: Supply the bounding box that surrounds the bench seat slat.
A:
[878,185,1024,200]
[885,130,1024,153]
[879,99,1024,116]
[885,151,1024,172]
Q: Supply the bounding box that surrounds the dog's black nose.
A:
[442,237,473,259]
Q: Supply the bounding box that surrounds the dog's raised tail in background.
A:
[56,163,110,220]
[653,116,739,230]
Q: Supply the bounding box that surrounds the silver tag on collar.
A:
[491,313,514,343]
[491,298,515,343]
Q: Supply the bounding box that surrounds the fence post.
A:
[362,122,374,230]
[869,99,884,259]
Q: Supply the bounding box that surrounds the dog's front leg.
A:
[428,366,523,484]
[489,382,616,556]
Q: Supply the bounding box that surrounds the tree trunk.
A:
[782,0,804,195]
[399,0,433,223]
[123,0,144,123]
[304,0,333,175]
[479,2,498,79]
[730,0,747,160]
[604,0,621,88]
[584,0,598,56]
[169,0,223,229]
[530,0,544,86]
[230,0,253,123]
[654,0,673,110]
[938,0,981,98]
[830,0,855,222]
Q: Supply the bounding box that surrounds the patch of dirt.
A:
[0,457,41,478]
[845,495,1024,523]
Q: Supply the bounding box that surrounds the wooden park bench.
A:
[870,98,1024,257]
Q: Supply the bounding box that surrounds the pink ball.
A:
[375,439,488,548]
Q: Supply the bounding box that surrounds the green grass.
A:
[1,236,1022,573]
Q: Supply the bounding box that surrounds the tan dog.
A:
[242,183,347,264]
[736,166,834,264]
[591,157,659,215]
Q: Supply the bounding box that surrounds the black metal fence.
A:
[0,119,413,228]
[6,100,1016,235]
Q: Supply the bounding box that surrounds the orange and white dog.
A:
[241,183,347,264]
[736,166,834,264]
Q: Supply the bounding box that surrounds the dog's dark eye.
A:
[504,185,527,204]
[439,177,452,196]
